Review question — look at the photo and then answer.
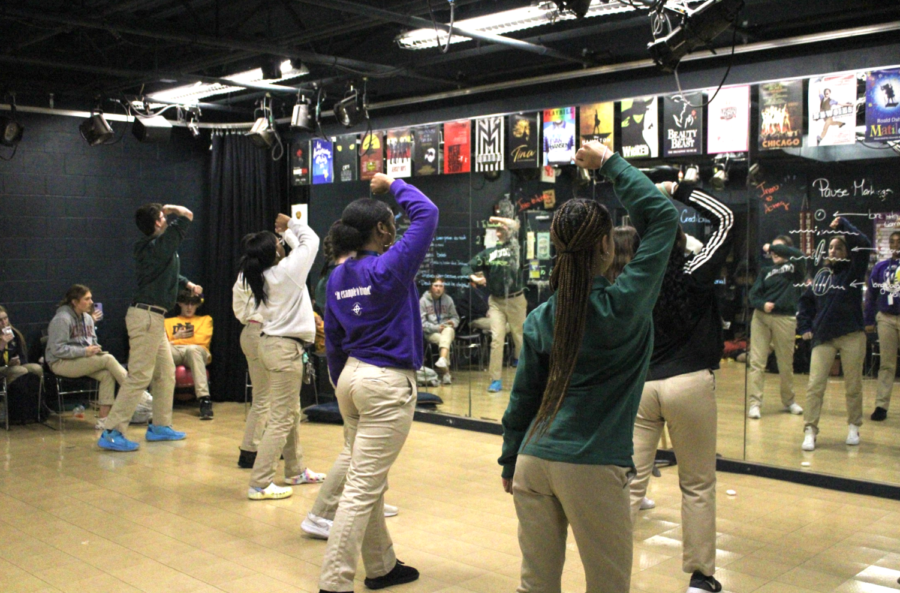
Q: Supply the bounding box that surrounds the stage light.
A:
[647,0,744,72]
[334,88,365,128]
[246,116,275,148]
[710,165,728,190]
[132,114,172,143]
[0,104,24,148]
[291,95,313,132]
[79,112,116,146]
[554,0,593,19]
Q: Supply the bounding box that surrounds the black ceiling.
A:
[2,0,900,121]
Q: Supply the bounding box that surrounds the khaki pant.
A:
[312,427,352,520]
[513,455,633,593]
[747,310,797,408]
[471,317,492,332]
[50,354,127,406]
[240,323,269,452]
[488,294,526,381]
[105,307,175,435]
[427,326,455,351]
[319,358,417,592]
[804,331,866,433]
[249,335,307,489]
[0,363,43,384]
[876,312,900,410]
[170,344,211,399]
[631,369,717,576]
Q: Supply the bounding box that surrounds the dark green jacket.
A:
[132,215,192,311]
[462,241,524,298]
[749,243,805,315]
[498,154,679,479]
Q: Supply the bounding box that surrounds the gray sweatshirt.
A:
[419,292,460,336]
[45,305,98,365]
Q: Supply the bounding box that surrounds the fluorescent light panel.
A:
[146,60,308,105]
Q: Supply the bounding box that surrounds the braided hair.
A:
[528,198,612,442]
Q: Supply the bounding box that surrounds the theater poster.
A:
[332,134,358,182]
[443,120,471,175]
[359,130,384,180]
[542,107,576,165]
[620,97,658,159]
[474,116,505,172]
[707,85,750,154]
[759,80,803,151]
[291,141,310,186]
[865,69,900,142]
[413,125,441,176]
[809,73,856,146]
[507,112,540,169]
[662,93,703,157]
[311,138,333,185]
[579,102,614,150]
[386,128,412,178]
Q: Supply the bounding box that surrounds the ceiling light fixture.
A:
[334,86,366,128]
[648,0,744,72]
[146,61,309,105]
[79,111,116,146]
[132,114,172,143]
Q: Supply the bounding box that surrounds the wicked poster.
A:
[662,93,703,157]
[359,131,384,180]
[620,97,658,159]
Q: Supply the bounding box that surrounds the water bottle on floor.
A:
[73,405,85,419]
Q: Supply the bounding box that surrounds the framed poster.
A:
[707,85,750,154]
[759,80,804,150]
[865,69,900,143]
[474,116,505,172]
[359,130,384,180]
[291,141,310,186]
[620,97,658,159]
[443,120,471,174]
[332,134,358,182]
[579,102,615,150]
[413,125,442,176]
[508,113,540,169]
[662,93,703,157]
[542,107,576,165]
[809,73,857,146]
[386,128,412,178]
[311,138,333,185]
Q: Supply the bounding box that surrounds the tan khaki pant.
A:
[105,307,175,435]
[747,310,797,408]
[319,358,417,592]
[240,323,269,452]
[311,427,352,520]
[631,369,717,576]
[170,344,211,399]
[513,455,633,593]
[488,294,526,381]
[50,354,127,406]
[471,317,492,332]
[804,331,866,433]
[427,326,455,351]
[0,363,43,384]
[249,335,306,489]
[876,312,900,410]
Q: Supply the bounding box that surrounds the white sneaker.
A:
[442,374,452,385]
[435,357,449,369]
[748,405,761,419]
[786,402,804,415]
[301,513,333,539]
[802,427,816,451]
[640,497,655,510]
[384,504,399,517]
[94,417,106,431]
[248,483,293,500]
[846,424,860,446]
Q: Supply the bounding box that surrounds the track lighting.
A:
[334,86,365,128]
[291,95,313,132]
[0,102,24,148]
[132,114,172,143]
[79,111,116,146]
[246,116,275,148]
[710,165,729,190]
[647,0,744,72]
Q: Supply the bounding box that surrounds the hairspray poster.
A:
[865,69,900,142]
[443,120,471,174]
[413,125,442,176]
[707,85,750,154]
[359,131,384,180]
[542,107,576,165]
[474,116,505,172]
[620,97,658,159]
[662,93,703,157]
[759,80,803,150]
[311,138,333,185]
[809,73,856,146]
[386,128,412,178]
[507,113,539,169]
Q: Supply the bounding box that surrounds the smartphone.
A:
[2,327,12,336]
[94,303,103,316]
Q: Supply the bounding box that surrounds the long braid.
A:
[528,199,611,442]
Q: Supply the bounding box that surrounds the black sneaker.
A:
[871,407,888,421]
[364,560,419,590]
[199,397,213,420]
[238,449,257,468]
[688,570,722,593]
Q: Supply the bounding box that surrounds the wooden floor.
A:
[3,404,900,593]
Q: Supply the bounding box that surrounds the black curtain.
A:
[206,132,289,401]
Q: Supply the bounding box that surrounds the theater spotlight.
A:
[334,87,364,128]
[710,162,729,191]
[647,0,744,72]
[291,95,313,132]
[0,103,24,148]
[246,116,275,148]
[79,111,116,146]
[132,114,172,143]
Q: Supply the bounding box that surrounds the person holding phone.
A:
[0,305,44,385]
[165,290,214,420]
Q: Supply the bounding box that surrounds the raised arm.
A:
[279,218,321,288]
[836,217,872,281]
[680,189,734,286]
[376,178,439,285]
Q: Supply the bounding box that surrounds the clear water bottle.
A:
[73,405,85,419]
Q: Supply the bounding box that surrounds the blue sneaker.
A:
[511,359,519,368]
[146,425,186,442]
[488,380,502,393]
[98,429,139,452]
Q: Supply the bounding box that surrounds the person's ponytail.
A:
[238,231,279,307]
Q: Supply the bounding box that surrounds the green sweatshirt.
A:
[462,241,524,298]
[749,243,805,315]
[498,154,679,479]
[132,215,192,311]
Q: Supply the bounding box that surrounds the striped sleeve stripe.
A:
[683,190,734,275]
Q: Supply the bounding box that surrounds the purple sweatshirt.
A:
[325,179,439,384]
[865,258,900,326]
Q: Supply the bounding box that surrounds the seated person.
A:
[420,276,460,384]
[1,304,44,389]
[46,285,131,428]
[456,280,491,332]
[165,290,214,420]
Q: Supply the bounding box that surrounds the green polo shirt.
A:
[132,215,191,311]
[462,242,524,298]
[499,154,679,478]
